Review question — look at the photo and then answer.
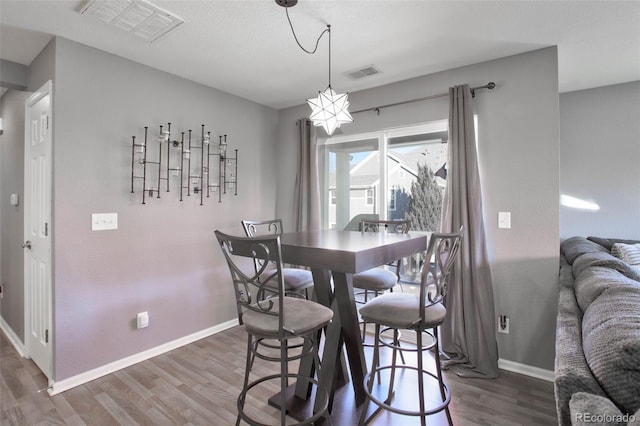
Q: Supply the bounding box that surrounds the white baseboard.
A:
[498,358,554,382]
[48,319,239,396]
[0,315,26,357]
[376,329,554,383]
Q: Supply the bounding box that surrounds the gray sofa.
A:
[556,237,640,425]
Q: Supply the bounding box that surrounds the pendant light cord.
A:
[284,5,330,55]
[328,25,331,87]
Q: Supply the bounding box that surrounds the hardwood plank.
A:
[0,326,557,425]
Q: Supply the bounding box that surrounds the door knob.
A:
[22,240,32,249]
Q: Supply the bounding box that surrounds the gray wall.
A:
[0,59,28,90]
[560,81,640,240]
[277,47,560,370]
[5,37,278,381]
[0,89,30,338]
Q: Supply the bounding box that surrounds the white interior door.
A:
[24,81,53,380]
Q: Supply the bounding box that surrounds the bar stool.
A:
[353,220,408,346]
[358,228,463,426]
[215,231,333,426]
[241,219,314,300]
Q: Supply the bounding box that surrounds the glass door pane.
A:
[387,130,448,230]
[387,131,448,283]
[320,138,379,230]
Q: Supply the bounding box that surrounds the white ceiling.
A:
[1,0,638,109]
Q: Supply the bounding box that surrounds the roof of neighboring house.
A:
[329,144,448,189]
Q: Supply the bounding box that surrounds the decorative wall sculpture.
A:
[130,123,238,205]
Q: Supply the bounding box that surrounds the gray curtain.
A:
[293,119,321,232]
[440,84,499,378]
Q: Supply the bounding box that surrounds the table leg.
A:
[330,271,367,404]
[293,269,332,400]
[284,268,366,419]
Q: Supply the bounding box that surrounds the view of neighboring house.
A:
[327,142,447,228]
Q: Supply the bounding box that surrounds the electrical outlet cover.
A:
[137,311,149,329]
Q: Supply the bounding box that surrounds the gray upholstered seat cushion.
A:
[359,292,446,329]
[282,268,314,290]
[243,296,333,337]
[262,267,314,291]
[582,285,640,415]
[353,268,397,291]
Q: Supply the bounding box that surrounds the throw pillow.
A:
[612,243,640,272]
[612,243,640,265]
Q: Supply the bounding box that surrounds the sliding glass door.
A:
[319,121,448,232]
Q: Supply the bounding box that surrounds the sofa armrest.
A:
[555,285,608,426]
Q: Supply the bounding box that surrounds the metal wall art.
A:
[130,123,238,205]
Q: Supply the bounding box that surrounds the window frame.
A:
[318,120,448,229]
[365,188,374,206]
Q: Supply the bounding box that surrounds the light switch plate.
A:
[498,211,511,229]
[91,213,118,231]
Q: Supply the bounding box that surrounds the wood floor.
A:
[1,326,557,425]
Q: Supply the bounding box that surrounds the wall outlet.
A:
[0,283,3,299]
[498,315,509,333]
[137,311,149,329]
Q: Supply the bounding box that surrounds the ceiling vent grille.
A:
[345,65,380,80]
[79,0,184,43]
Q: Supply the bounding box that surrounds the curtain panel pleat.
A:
[293,119,321,232]
[440,84,499,378]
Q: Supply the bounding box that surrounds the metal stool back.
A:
[241,219,314,299]
[358,227,463,426]
[215,231,333,426]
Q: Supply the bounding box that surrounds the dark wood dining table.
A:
[274,229,428,417]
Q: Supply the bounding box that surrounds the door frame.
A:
[24,80,53,383]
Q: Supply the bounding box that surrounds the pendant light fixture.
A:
[277,0,353,135]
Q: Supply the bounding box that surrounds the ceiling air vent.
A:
[345,65,380,80]
[79,0,185,43]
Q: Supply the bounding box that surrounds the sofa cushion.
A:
[570,392,627,425]
[562,237,609,264]
[568,392,640,425]
[582,285,640,415]
[588,236,640,251]
[560,254,575,289]
[574,266,640,312]
[573,252,640,284]
[555,285,608,426]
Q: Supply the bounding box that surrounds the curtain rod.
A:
[351,81,496,115]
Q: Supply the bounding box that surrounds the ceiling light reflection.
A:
[560,194,600,211]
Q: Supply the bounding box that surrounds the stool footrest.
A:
[361,364,451,422]
[238,373,331,426]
